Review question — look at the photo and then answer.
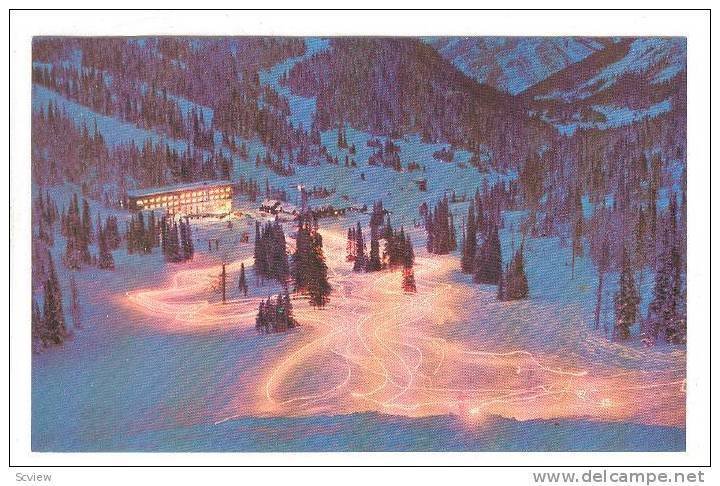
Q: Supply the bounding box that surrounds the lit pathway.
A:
[126,225,686,428]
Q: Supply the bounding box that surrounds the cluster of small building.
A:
[259,199,364,219]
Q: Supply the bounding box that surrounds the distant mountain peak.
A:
[425,37,610,95]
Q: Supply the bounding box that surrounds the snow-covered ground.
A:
[32,213,685,451]
[38,412,684,452]
[543,98,674,135]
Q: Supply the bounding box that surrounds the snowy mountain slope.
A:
[526,38,686,102]
[426,36,686,133]
[33,85,190,152]
[258,37,330,130]
[425,37,609,95]
[523,37,686,133]
[34,78,510,234]
[283,37,545,171]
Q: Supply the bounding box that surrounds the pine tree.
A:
[571,213,584,279]
[42,252,66,346]
[126,220,135,255]
[403,232,415,268]
[425,209,434,253]
[180,217,194,261]
[402,266,417,293]
[70,274,81,329]
[461,201,477,273]
[502,245,529,300]
[160,216,168,256]
[82,198,93,244]
[37,211,53,246]
[147,211,157,248]
[475,193,485,235]
[346,226,356,262]
[353,222,366,271]
[270,222,289,281]
[646,241,673,343]
[497,269,505,300]
[425,197,454,255]
[97,224,115,269]
[401,234,416,293]
[591,231,611,332]
[383,217,397,268]
[165,220,182,262]
[367,227,382,271]
[255,291,298,334]
[63,224,80,270]
[307,230,331,308]
[283,289,295,329]
[95,213,103,246]
[63,194,90,269]
[646,231,685,344]
[635,207,648,273]
[256,301,267,334]
[253,221,266,282]
[232,263,245,299]
[449,211,457,251]
[185,217,194,258]
[474,224,502,285]
[178,218,186,258]
[31,296,43,352]
[383,215,394,242]
[292,219,312,293]
[613,247,639,340]
[220,263,227,303]
[253,221,288,282]
[137,211,151,254]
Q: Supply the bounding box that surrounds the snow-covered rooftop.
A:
[127,180,233,198]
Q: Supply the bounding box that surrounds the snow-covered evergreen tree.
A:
[307,229,331,307]
[69,274,81,329]
[353,222,366,271]
[366,228,382,272]
[42,252,67,346]
[501,245,529,301]
[97,224,115,269]
[474,224,502,285]
[238,262,248,297]
[461,200,477,274]
[613,247,639,340]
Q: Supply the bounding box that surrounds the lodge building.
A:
[127,180,233,217]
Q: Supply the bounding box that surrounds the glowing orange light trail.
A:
[123,223,686,429]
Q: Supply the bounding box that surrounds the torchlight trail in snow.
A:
[125,225,685,428]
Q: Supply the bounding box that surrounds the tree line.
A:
[347,206,417,292]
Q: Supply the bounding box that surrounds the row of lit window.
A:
[136,190,231,207]
[142,200,230,212]
[209,187,232,195]
[141,201,218,210]
[139,198,214,208]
